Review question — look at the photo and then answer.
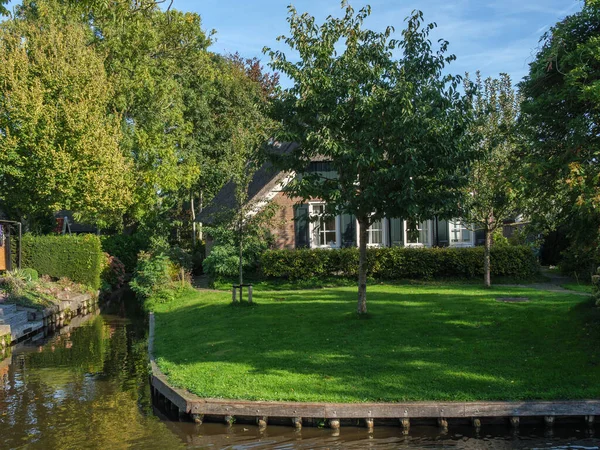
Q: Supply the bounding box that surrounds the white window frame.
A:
[403,220,432,248]
[366,217,388,247]
[308,203,341,248]
[449,219,475,248]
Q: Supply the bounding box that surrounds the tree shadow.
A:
[153,286,600,402]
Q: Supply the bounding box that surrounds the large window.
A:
[405,220,430,246]
[310,203,339,248]
[449,219,473,247]
[367,219,384,246]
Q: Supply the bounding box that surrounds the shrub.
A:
[260,246,539,281]
[20,234,104,289]
[19,268,39,282]
[203,244,244,278]
[101,253,126,290]
[100,233,151,273]
[130,252,173,300]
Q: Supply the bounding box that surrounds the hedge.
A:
[260,246,539,281]
[100,233,151,273]
[20,234,104,289]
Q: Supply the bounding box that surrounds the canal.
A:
[0,298,599,449]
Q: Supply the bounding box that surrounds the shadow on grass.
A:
[153,286,600,403]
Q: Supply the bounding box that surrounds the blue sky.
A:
[172,0,581,87]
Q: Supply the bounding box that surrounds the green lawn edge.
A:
[151,283,600,403]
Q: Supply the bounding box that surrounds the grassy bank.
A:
[152,284,600,403]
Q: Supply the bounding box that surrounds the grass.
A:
[152,284,600,403]
[561,282,593,294]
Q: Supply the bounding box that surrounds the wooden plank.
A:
[465,401,600,417]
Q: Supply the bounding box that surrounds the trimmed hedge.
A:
[260,246,539,281]
[20,234,104,289]
[101,233,150,273]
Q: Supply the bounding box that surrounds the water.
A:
[0,297,598,449]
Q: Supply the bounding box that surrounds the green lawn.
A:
[152,284,600,403]
[561,282,594,294]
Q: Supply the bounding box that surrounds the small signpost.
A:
[232,284,253,304]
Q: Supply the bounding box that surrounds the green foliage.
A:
[130,237,193,307]
[202,244,244,278]
[592,268,600,306]
[130,252,174,301]
[18,268,39,282]
[0,0,133,229]
[20,234,104,289]
[260,246,539,281]
[520,2,600,277]
[101,254,126,290]
[100,233,151,273]
[559,246,598,281]
[265,3,474,312]
[202,206,276,280]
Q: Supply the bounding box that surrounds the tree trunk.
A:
[238,212,244,298]
[484,227,492,288]
[190,191,197,248]
[357,217,369,314]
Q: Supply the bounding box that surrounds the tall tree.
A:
[0,0,132,230]
[519,0,600,277]
[461,73,521,287]
[265,2,474,314]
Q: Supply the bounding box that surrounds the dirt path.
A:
[504,267,591,296]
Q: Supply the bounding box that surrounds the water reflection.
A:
[0,309,184,450]
[0,299,598,449]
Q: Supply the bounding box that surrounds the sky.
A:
[170,0,582,87]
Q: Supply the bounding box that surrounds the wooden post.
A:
[225,415,234,426]
[257,416,268,429]
[365,418,374,431]
[400,418,410,431]
[232,287,237,303]
[438,418,448,429]
[248,285,253,304]
[192,414,204,424]
[292,417,302,430]
[544,416,555,427]
[510,417,519,428]
[585,415,595,426]
[329,418,340,430]
[472,418,481,429]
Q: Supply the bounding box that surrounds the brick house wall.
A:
[269,191,297,249]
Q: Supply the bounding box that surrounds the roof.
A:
[197,142,299,224]
[54,210,98,234]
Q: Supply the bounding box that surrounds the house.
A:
[198,142,486,252]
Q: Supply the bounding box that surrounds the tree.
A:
[519,0,600,277]
[461,73,521,287]
[265,2,474,314]
[0,0,133,230]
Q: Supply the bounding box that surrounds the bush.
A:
[130,252,174,300]
[100,233,151,273]
[19,268,39,282]
[101,253,126,290]
[260,246,539,281]
[20,234,104,289]
[203,244,246,278]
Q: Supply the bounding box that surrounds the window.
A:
[310,203,339,248]
[389,218,403,247]
[405,220,430,246]
[367,219,384,246]
[449,219,473,246]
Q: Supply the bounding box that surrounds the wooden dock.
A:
[148,313,600,430]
